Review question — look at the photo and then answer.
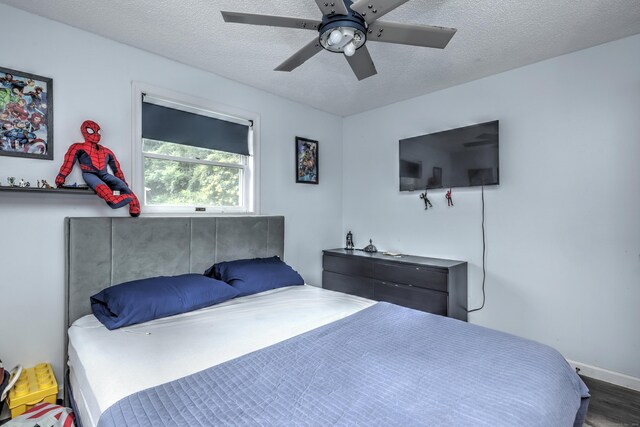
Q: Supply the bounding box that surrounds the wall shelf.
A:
[0,186,95,195]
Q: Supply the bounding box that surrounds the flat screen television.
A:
[399,120,499,191]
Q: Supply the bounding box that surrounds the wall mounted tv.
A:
[399,120,499,191]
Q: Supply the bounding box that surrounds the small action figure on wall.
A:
[420,190,433,210]
[446,188,454,206]
[56,120,140,217]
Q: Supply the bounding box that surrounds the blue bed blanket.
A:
[99,302,589,427]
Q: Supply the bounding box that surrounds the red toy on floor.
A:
[56,120,140,217]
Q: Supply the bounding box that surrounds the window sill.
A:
[141,207,256,216]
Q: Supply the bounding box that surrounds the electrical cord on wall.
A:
[468,185,486,313]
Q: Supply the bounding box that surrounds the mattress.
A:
[99,302,589,427]
[67,285,374,427]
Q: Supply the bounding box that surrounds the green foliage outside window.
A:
[143,139,243,207]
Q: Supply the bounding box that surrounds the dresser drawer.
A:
[373,280,447,316]
[374,262,447,292]
[323,271,374,299]
[323,254,374,277]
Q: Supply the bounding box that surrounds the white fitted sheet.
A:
[67,285,374,427]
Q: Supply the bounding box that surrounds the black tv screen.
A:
[399,120,499,191]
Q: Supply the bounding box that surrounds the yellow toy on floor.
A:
[7,363,58,418]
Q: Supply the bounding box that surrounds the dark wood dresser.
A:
[322,249,468,321]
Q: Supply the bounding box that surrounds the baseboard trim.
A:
[567,359,640,392]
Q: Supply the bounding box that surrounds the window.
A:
[142,139,245,208]
[133,86,257,214]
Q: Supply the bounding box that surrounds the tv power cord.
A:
[468,185,486,313]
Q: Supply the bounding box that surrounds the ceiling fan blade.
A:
[275,38,324,72]
[367,21,457,49]
[350,0,409,24]
[315,0,349,16]
[221,11,320,31]
[345,45,378,81]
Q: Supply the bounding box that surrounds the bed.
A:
[65,216,590,427]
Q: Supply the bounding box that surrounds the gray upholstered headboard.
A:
[65,216,284,329]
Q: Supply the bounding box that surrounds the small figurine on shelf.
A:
[363,239,378,253]
[345,231,355,250]
[7,177,16,187]
[18,179,30,188]
[446,188,454,206]
[40,179,53,189]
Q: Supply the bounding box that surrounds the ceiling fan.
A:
[221,0,457,81]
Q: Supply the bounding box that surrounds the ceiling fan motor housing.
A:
[318,2,367,54]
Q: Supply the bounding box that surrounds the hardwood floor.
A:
[582,376,640,426]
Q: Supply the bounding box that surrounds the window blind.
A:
[142,100,250,156]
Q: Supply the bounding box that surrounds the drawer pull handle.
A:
[382,282,414,288]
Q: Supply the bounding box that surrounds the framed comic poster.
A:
[295,136,318,184]
[0,67,53,160]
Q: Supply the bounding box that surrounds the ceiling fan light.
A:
[344,42,356,57]
[319,22,366,54]
[329,29,343,45]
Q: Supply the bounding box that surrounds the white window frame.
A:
[131,82,259,215]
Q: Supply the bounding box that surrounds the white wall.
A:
[0,4,343,383]
[343,34,640,379]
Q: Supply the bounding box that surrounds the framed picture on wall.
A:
[295,136,318,184]
[0,66,54,160]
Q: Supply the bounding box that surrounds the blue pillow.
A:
[90,274,239,330]
[205,256,304,297]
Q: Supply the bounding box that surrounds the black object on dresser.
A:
[323,249,468,321]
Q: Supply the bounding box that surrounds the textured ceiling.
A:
[3,0,640,116]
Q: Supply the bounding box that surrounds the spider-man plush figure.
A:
[56,120,140,217]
